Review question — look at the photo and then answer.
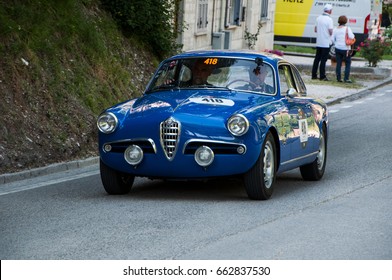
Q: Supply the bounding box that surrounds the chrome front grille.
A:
[160,118,180,160]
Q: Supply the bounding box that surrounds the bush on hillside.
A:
[101,0,182,59]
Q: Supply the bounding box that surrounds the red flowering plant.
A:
[264,49,284,56]
[357,37,391,67]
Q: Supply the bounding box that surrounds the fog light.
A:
[237,146,246,154]
[104,144,112,152]
[194,146,214,167]
[124,145,143,166]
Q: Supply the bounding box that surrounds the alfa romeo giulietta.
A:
[97,50,328,200]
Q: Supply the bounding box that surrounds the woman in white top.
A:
[332,15,355,83]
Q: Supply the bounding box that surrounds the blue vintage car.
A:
[97,50,328,200]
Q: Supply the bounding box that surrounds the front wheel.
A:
[300,125,327,180]
[244,132,276,200]
[100,160,134,194]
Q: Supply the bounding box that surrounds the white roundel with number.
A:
[189,97,235,106]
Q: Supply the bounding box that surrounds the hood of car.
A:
[112,90,271,120]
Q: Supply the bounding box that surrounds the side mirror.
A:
[286,88,298,98]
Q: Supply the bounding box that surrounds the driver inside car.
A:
[190,59,213,85]
[164,59,214,87]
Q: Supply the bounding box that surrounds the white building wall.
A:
[178,0,276,52]
[246,0,276,51]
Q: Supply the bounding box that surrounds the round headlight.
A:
[97,112,118,134]
[124,145,143,166]
[227,114,249,136]
[194,146,214,167]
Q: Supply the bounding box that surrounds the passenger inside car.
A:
[247,64,275,94]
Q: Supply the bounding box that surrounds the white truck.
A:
[274,0,383,48]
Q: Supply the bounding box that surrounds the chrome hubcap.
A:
[317,133,325,171]
[263,141,274,189]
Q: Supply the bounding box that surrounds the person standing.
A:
[332,15,355,83]
[311,4,334,81]
[381,7,391,28]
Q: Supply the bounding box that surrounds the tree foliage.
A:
[101,0,181,59]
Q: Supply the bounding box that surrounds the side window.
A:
[278,64,295,95]
[292,66,307,95]
[179,65,192,85]
[260,0,269,19]
[197,0,208,32]
[154,61,178,88]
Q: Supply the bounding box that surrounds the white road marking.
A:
[330,93,385,113]
[365,97,375,101]
[0,170,100,196]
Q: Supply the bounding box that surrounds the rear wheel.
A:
[100,160,134,194]
[244,132,276,200]
[300,125,327,180]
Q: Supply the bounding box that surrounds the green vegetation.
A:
[357,37,391,67]
[0,0,160,113]
[101,0,182,59]
[382,26,392,59]
[304,76,363,89]
[274,39,392,61]
[0,0,161,173]
[244,22,263,49]
[274,45,315,55]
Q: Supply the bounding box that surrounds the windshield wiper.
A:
[147,84,178,93]
[186,84,229,90]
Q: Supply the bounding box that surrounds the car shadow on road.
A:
[126,177,248,201]
[102,169,321,202]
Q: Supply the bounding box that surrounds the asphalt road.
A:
[1,85,392,260]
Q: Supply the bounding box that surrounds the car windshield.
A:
[146,57,276,95]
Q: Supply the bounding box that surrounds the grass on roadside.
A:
[274,45,392,60]
[274,45,314,55]
[304,77,363,89]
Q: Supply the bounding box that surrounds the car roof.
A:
[168,50,286,65]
